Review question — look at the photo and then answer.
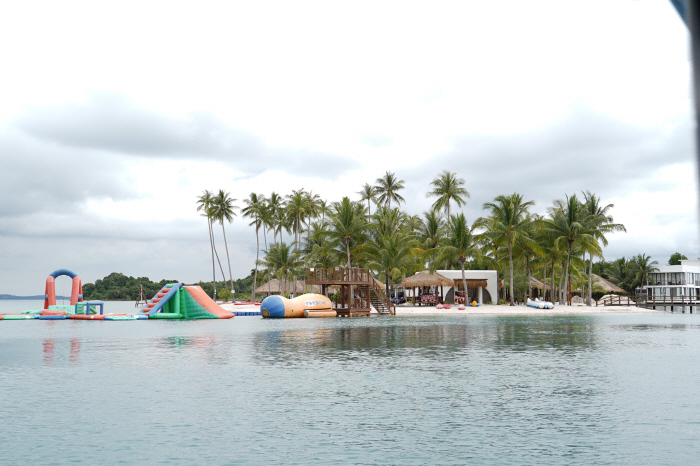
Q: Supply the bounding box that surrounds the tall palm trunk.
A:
[252,223,260,301]
[508,239,515,306]
[558,260,565,304]
[543,263,547,301]
[551,261,555,304]
[526,256,531,300]
[346,240,353,309]
[208,219,216,299]
[461,259,467,300]
[212,227,229,293]
[564,243,572,306]
[220,224,234,298]
[587,253,594,306]
[292,222,298,298]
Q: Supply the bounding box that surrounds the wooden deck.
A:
[306,268,395,316]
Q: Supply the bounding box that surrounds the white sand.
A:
[219,302,662,316]
[393,303,661,316]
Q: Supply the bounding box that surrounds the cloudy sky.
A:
[0,0,696,295]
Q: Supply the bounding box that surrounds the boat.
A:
[526,298,554,309]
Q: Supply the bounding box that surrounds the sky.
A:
[0,0,696,295]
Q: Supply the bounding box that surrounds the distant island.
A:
[0,294,70,300]
[2,273,255,302]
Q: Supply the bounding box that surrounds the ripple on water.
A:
[1,313,699,465]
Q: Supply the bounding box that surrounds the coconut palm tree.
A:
[582,191,627,305]
[212,190,238,296]
[426,170,470,218]
[357,183,377,218]
[242,193,267,300]
[628,254,659,291]
[374,171,406,209]
[327,197,367,268]
[542,194,599,305]
[432,213,481,295]
[417,209,447,268]
[364,229,420,297]
[482,193,537,305]
[196,190,218,299]
[285,190,310,296]
[267,192,284,244]
[261,242,302,298]
[206,205,230,294]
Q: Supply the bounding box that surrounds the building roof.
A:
[401,270,454,288]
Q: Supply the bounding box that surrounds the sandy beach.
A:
[393,303,661,316]
[223,302,663,316]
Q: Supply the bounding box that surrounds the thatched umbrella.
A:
[401,270,454,303]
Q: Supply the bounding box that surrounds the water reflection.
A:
[252,317,600,365]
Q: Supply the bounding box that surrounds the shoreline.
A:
[222,302,665,316]
[393,303,662,316]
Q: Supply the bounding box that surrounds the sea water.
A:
[1,309,699,465]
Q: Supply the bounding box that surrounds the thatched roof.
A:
[574,274,626,294]
[453,278,488,289]
[530,277,545,290]
[401,270,454,288]
[255,279,323,295]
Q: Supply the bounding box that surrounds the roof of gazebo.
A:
[401,270,455,288]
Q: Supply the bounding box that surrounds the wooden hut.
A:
[401,270,454,305]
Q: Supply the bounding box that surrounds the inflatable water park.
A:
[0,269,235,321]
[260,293,336,318]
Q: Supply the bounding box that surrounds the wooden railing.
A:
[306,267,373,284]
[597,295,635,306]
[633,295,700,308]
[369,275,395,315]
[305,268,395,315]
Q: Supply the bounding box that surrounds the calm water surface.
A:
[1,307,699,465]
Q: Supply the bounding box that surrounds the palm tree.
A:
[482,193,536,305]
[582,191,626,305]
[261,243,303,298]
[364,229,420,297]
[242,193,266,300]
[426,170,470,218]
[542,194,599,305]
[196,190,218,299]
[267,192,284,244]
[432,213,480,295]
[357,183,377,218]
[513,215,544,300]
[212,190,238,297]
[285,190,310,297]
[417,209,447,268]
[374,171,406,209]
[206,205,230,294]
[628,254,659,291]
[327,197,367,268]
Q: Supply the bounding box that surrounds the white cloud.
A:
[0,0,696,294]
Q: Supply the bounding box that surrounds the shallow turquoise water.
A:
[1,311,699,465]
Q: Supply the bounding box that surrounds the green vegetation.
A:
[199,170,636,305]
[668,252,688,265]
[82,272,255,301]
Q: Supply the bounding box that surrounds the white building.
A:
[640,259,700,312]
[436,269,499,305]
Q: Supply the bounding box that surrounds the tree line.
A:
[82,272,255,301]
[196,170,644,305]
